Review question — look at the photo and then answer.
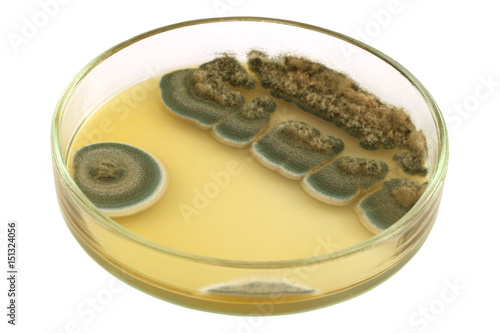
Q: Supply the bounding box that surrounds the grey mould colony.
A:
[159,51,429,234]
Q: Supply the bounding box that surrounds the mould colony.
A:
[159,52,429,233]
[72,142,168,217]
[72,51,429,235]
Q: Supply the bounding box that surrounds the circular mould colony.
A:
[72,142,168,217]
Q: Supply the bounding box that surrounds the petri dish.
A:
[51,17,448,315]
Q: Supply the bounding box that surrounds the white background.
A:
[1,0,499,332]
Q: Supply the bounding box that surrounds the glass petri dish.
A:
[51,17,448,315]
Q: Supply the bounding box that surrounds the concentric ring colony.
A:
[72,142,168,217]
[159,52,429,233]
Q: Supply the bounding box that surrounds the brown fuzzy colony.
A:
[188,56,256,107]
[337,156,386,177]
[240,96,275,120]
[247,50,428,174]
[391,179,427,209]
[392,130,428,175]
[281,121,341,154]
[89,160,124,181]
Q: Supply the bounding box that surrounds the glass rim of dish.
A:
[51,16,449,269]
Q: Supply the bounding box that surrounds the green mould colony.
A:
[72,51,428,235]
[159,51,429,234]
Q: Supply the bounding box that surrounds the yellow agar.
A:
[67,75,424,262]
